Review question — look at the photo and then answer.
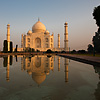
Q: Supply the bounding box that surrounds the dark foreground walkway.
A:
[58,54,100,67]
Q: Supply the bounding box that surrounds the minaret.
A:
[6,55,10,82]
[58,34,60,48]
[65,58,69,83]
[58,57,60,71]
[7,24,10,51]
[64,22,68,51]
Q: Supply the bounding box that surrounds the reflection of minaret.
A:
[58,34,60,48]
[6,55,10,82]
[64,58,69,82]
[7,24,10,51]
[58,57,60,71]
[21,57,24,71]
[64,22,69,51]
[21,55,54,86]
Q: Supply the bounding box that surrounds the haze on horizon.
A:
[0,0,100,51]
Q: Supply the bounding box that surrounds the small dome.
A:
[28,30,32,34]
[45,30,49,34]
[32,20,46,33]
[27,30,32,35]
[65,22,68,25]
[7,24,10,26]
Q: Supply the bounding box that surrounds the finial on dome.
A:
[38,17,40,21]
[7,23,10,26]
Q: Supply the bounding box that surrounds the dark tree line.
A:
[92,5,100,53]
[87,5,100,53]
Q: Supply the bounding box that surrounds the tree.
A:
[77,50,86,54]
[3,40,8,53]
[10,41,13,53]
[46,49,53,53]
[93,32,100,53]
[15,45,18,52]
[28,48,32,52]
[92,5,100,53]
[87,44,93,53]
[71,50,76,54]
[32,48,35,52]
[93,5,100,27]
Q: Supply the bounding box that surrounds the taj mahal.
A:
[6,19,69,52]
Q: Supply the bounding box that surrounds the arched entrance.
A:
[35,38,41,48]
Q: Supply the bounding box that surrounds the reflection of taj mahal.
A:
[6,19,69,52]
[21,55,69,85]
[21,55,54,85]
[5,55,69,85]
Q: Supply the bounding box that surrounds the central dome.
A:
[32,20,46,33]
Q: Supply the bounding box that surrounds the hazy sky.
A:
[0,0,100,51]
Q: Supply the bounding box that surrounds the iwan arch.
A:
[6,19,69,52]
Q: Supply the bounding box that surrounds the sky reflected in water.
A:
[0,55,100,100]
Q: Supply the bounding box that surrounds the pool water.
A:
[0,55,100,100]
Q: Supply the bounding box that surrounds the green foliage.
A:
[87,44,94,53]
[46,49,53,53]
[93,5,100,27]
[70,50,76,54]
[32,48,35,52]
[61,50,66,53]
[54,51,58,53]
[28,48,32,52]
[92,5,100,53]
[25,47,35,52]
[36,49,40,52]
[92,32,100,53]
[77,50,86,54]
[3,40,8,53]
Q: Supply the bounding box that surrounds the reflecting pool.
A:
[0,55,100,100]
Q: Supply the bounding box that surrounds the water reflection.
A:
[3,55,70,84]
[3,55,13,81]
[3,56,8,67]
[6,55,10,82]
[21,55,54,85]
[93,65,100,100]
[58,57,60,71]
[1,55,100,100]
[65,58,69,83]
